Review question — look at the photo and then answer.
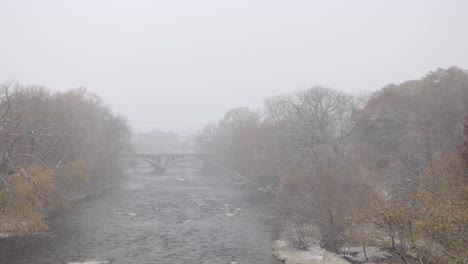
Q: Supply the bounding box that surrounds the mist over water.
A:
[1,1,468,264]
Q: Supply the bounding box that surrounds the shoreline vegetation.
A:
[197,67,468,264]
[0,84,131,238]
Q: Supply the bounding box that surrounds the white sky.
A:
[1,0,467,134]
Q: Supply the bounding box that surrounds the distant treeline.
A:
[197,67,468,263]
[0,84,131,236]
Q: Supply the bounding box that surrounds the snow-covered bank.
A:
[0,233,11,239]
[273,240,350,264]
[341,247,393,263]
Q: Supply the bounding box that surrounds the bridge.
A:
[134,152,207,172]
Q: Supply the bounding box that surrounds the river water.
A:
[0,162,280,264]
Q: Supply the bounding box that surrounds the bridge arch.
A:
[134,152,207,172]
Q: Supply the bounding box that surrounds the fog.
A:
[1,1,468,264]
[1,0,467,134]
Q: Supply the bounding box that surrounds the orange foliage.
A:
[0,165,55,236]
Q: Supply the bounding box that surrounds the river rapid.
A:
[0,162,280,264]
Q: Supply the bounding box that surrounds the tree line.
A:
[0,84,131,236]
[197,67,468,263]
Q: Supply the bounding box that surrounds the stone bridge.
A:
[134,152,207,172]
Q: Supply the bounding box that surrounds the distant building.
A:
[133,130,179,153]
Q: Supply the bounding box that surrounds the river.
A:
[0,162,280,264]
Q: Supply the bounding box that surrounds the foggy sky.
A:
[1,0,467,135]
